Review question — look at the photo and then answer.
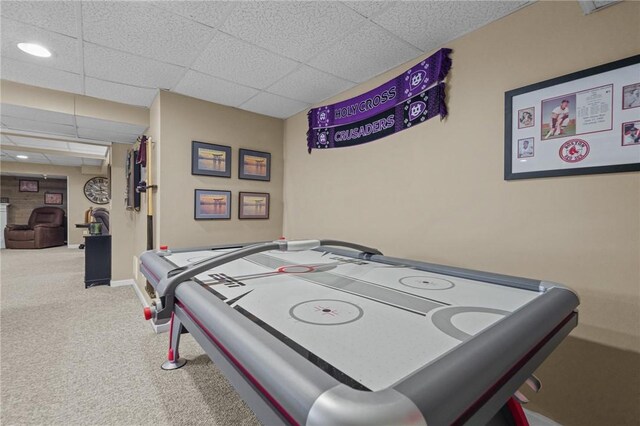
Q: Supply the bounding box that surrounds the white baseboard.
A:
[110,278,169,334]
[67,244,80,249]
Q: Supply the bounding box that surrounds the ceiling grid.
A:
[1,1,531,118]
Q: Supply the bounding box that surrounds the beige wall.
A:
[130,91,284,294]
[1,175,67,224]
[109,143,137,281]
[283,2,639,424]
[155,91,284,248]
[0,162,105,245]
[130,95,160,292]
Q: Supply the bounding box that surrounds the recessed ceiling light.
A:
[16,154,29,159]
[17,42,51,58]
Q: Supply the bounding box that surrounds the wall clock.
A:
[84,177,110,205]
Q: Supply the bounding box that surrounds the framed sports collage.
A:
[505,55,640,180]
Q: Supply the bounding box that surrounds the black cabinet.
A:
[84,235,111,288]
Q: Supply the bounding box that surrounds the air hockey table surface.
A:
[140,240,579,426]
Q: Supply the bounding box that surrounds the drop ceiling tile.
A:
[150,1,237,28]
[267,66,354,104]
[0,57,82,94]
[67,142,108,156]
[1,150,16,160]
[1,135,15,145]
[1,104,75,125]
[84,77,158,108]
[593,1,621,8]
[6,136,108,158]
[191,31,299,90]
[372,1,528,51]
[1,18,80,73]
[221,2,365,62]
[76,127,139,144]
[1,115,77,137]
[82,158,103,166]
[45,154,82,166]
[82,1,215,66]
[84,43,184,89]
[240,92,310,119]
[7,151,50,164]
[0,1,78,37]
[309,20,421,83]
[342,1,397,18]
[173,70,259,108]
[75,115,147,136]
[7,136,67,150]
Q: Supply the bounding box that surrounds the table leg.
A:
[161,312,187,370]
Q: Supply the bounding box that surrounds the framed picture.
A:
[622,83,640,110]
[44,192,63,205]
[194,189,231,220]
[622,121,640,146]
[192,141,231,178]
[19,179,39,192]
[517,137,535,159]
[505,54,640,180]
[239,192,270,219]
[517,107,535,129]
[239,149,271,181]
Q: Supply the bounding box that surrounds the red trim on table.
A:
[506,397,530,426]
[167,312,176,361]
[176,301,300,426]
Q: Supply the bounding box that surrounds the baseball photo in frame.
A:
[517,107,535,129]
[622,121,640,146]
[622,83,640,109]
[239,149,271,181]
[194,189,231,220]
[505,54,640,180]
[517,138,535,159]
[192,141,232,178]
[239,192,269,219]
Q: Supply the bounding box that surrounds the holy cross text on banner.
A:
[307,48,452,153]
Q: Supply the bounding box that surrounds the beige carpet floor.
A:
[0,246,259,425]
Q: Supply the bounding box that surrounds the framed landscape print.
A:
[505,55,640,180]
[239,149,271,181]
[194,189,231,220]
[192,141,232,178]
[44,192,63,205]
[239,192,269,219]
[19,179,39,192]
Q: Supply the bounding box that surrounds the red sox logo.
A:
[559,139,590,163]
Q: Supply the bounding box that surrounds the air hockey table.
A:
[140,239,579,426]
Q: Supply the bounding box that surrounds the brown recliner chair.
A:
[5,207,66,249]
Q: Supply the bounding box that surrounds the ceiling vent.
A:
[578,0,621,15]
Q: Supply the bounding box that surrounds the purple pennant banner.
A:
[308,82,447,151]
[307,48,452,152]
